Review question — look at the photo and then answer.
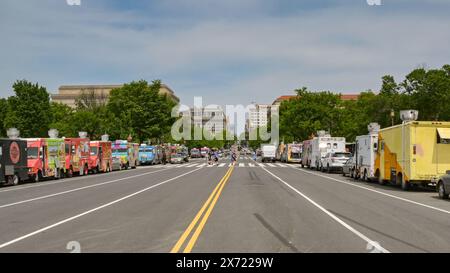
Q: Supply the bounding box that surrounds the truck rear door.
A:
[436,128,450,175]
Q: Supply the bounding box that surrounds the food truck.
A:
[0,135,28,186]
[375,110,450,190]
[26,135,65,182]
[89,135,112,173]
[64,132,91,177]
[139,144,157,165]
[112,140,138,169]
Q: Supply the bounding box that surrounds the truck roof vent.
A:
[48,129,59,138]
[317,130,330,137]
[78,131,88,138]
[101,134,109,142]
[368,123,380,133]
[400,110,419,122]
[7,128,20,139]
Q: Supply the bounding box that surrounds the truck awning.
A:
[437,128,450,140]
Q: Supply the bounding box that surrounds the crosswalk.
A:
[148,162,291,169]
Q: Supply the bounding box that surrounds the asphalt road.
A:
[1,155,450,253]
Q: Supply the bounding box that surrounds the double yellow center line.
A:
[171,164,235,253]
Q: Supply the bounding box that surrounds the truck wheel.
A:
[438,181,449,199]
[34,171,43,183]
[363,170,368,182]
[9,175,20,186]
[399,173,409,191]
[327,164,331,173]
[66,167,73,178]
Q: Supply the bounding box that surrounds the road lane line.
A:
[248,163,255,167]
[171,167,233,253]
[261,167,389,253]
[239,163,245,167]
[266,163,276,167]
[0,167,203,250]
[183,165,234,253]
[218,163,226,168]
[0,168,175,209]
[288,165,450,215]
[0,169,137,194]
[276,163,287,168]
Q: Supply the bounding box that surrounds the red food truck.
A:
[64,133,90,177]
[89,139,112,173]
[26,137,65,182]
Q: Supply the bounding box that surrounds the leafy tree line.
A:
[0,80,177,143]
[280,64,450,142]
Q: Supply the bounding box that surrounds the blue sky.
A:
[1,0,450,106]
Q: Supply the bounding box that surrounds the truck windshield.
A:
[112,148,127,154]
[333,152,352,158]
[27,147,39,159]
[90,147,98,156]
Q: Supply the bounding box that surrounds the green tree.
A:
[48,102,74,137]
[4,80,52,137]
[107,80,176,142]
[0,98,8,137]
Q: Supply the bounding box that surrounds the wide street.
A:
[0,155,449,253]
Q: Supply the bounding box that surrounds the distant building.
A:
[272,93,359,106]
[51,83,180,108]
[272,95,296,106]
[248,104,270,131]
[181,106,229,136]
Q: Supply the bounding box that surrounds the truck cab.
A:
[89,141,112,173]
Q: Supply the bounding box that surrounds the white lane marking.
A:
[185,164,198,168]
[0,168,171,209]
[248,163,255,167]
[239,163,245,167]
[289,165,450,215]
[0,168,202,249]
[0,170,125,194]
[261,167,389,253]
[266,163,276,167]
[218,163,226,168]
[276,163,287,168]
[258,163,265,167]
[197,163,207,167]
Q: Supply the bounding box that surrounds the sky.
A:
[1,0,450,108]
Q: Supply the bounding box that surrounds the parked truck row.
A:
[263,110,450,198]
[0,129,192,187]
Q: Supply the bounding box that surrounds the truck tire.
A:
[66,167,73,178]
[438,181,449,199]
[327,164,331,173]
[363,169,368,182]
[34,171,43,183]
[9,174,20,186]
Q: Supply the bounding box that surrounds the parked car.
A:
[321,152,352,173]
[342,157,355,178]
[437,171,450,199]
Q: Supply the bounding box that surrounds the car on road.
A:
[321,152,352,173]
[437,171,450,199]
[342,157,355,178]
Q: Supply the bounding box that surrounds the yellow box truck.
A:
[374,115,450,190]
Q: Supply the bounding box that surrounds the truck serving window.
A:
[437,128,450,144]
[90,147,98,156]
